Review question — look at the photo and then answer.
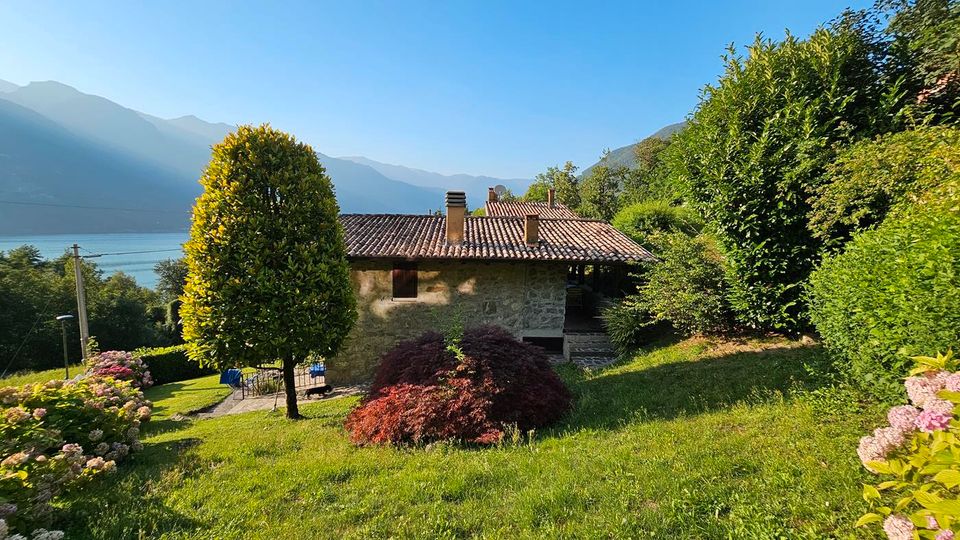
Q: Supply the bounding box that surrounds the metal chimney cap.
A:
[445,191,467,207]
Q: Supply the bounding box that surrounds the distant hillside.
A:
[317,154,441,214]
[340,156,529,206]
[0,79,18,93]
[2,81,218,182]
[581,121,687,178]
[0,98,196,233]
[0,80,445,233]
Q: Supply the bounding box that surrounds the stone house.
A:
[331,189,653,383]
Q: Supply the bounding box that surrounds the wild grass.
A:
[0,364,86,387]
[56,337,884,539]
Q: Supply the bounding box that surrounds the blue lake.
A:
[0,233,188,289]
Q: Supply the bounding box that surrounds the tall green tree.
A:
[154,258,188,303]
[526,161,581,208]
[579,155,627,221]
[522,178,551,202]
[181,124,356,419]
[672,17,900,331]
[885,0,960,119]
[622,137,678,204]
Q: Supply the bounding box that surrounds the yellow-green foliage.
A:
[611,200,702,250]
[181,125,356,370]
[810,125,960,248]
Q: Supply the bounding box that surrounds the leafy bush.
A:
[601,298,661,356]
[86,351,153,389]
[611,201,702,249]
[639,234,733,335]
[136,345,214,385]
[808,181,960,401]
[671,19,899,331]
[345,326,572,445]
[856,352,960,539]
[0,377,151,534]
[810,126,960,247]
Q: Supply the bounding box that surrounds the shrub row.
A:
[603,233,733,353]
[136,345,215,385]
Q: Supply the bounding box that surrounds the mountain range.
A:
[0,79,528,234]
[580,121,687,178]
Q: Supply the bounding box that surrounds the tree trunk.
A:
[282,353,300,419]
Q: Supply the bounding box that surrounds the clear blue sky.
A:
[0,0,869,178]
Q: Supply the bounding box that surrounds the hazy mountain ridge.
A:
[340,155,529,204]
[0,78,18,93]
[580,121,686,178]
[0,80,445,233]
[0,98,196,233]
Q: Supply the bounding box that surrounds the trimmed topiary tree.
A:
[181,124,356,419]
[345,326,572,445]
[808,180,960,402]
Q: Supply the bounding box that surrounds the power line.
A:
[0,200,187,214]
[84,248,183,258]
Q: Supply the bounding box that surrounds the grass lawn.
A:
[57,337,884,539]
[0,364,86,387]
[144,374,232,420]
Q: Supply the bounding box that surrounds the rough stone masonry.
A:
[330,260,567,384]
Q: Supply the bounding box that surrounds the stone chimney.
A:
[488,186,498,203]
[445,191,467,245]
[547,188,556,208]
[524,213,539,246]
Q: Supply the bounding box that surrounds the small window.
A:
[392,262,418,299]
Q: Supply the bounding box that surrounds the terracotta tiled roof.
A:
[485,200,580,219]
[340,214,653,264]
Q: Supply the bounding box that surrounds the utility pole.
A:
[71,244,91,360]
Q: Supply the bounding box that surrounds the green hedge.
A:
[137,345,215,385]
[807,181,960,401]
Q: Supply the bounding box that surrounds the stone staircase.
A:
[562,332,618,369]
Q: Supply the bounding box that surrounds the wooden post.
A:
[71,244,91,360]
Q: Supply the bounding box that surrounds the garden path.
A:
[194,384,367,418]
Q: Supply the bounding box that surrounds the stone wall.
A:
[329,260,567,384]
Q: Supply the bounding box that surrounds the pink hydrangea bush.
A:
[0,376,151,535]
[86,350,153,389]
[857,351,960,539]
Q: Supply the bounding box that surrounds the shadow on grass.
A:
[57,437,206,539]
[560,343,830,432]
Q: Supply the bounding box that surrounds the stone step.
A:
[564,334,612,344]
[569,349,616,359]
[563,332,616,364]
